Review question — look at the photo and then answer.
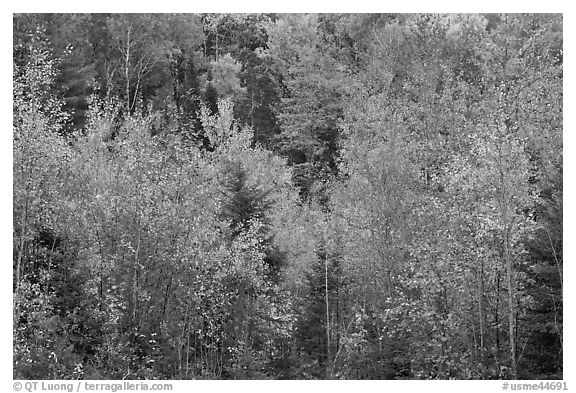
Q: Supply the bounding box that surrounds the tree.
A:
[293,244,343,378]
[13,13,562,380]
[13,32,71,288]
[263,14,346,199]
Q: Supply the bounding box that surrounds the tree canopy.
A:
[13,13,562,380]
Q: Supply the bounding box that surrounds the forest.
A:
[13,13,562,380]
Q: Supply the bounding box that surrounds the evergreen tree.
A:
[219,160,287,276]
[293,245,343,378]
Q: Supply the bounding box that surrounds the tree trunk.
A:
[504,224,517,379]
[124,22,132,114]
[15,185,31,289]
[478,258,486,378]
[325,253,331,379]
[132,233,141,326]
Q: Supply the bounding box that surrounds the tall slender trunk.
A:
[132,233,141,325]
[185,309,191,378]
[495,272,501,353]
[478,259,486,378]
[497,127,517,379]
[504,223,517,379]
[15,204,28,288]
[131,73,141,113]
[124,22,132,114]
[162,273,173,322]
[15,155,34,289]
[325,253,331,378]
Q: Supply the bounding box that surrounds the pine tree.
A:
[293,244,343,378]
[220,160,272,240]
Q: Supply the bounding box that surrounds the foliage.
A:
[13,13,562,380]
